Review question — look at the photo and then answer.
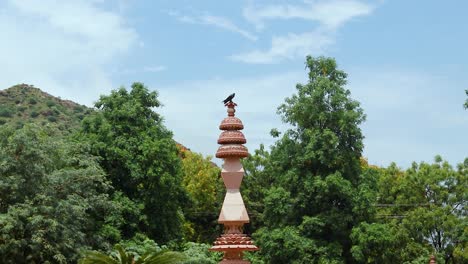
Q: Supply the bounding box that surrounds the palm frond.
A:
[78,250,120,264]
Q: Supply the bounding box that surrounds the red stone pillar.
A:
[210,101,258,263]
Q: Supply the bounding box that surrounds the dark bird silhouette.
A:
[222,93,235,104]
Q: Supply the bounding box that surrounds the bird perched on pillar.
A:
[222,93,235,104]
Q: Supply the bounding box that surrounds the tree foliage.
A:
[351,157,467,264]
[80,82,187,243]
[244,56,368,263]
[179,149,222,242]
[0,125,117,263]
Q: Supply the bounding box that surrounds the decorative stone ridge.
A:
[219,116,244,130]
[210,100,258,264]
[218,131,247,144]
[211,234,258,250]
[216,145,248,158]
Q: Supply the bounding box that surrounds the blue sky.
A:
[0,0,467,168]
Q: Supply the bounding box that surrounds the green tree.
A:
[0,124,117,263]
[80,82,187,243]
[399,158,466,263]
[179,149,222,242]
[180,242,221,264]
[242,144,274,232]
[352,157,467,264]
[351,222,430,264]
[244,56,368,263]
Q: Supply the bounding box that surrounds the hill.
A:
[0,84,92,132]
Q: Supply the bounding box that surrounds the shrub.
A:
[47,116,57,122]
[52,107,60,115]
[15,121,24,129]
[46,100,56,107]
[29,98,37,105]
[30,111,39,118]
[0,106,14,117]
[74,105,84,113]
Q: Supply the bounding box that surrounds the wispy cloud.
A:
[230,29,333,64]
[243,0,375,30]
[233,0,375,64]
[167,11,257,41]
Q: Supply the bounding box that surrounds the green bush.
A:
[15,121,24,129]
[74,105,84,113]
[46,100,56,107]
[181,242,221,264]
[28,98,37,104]
[52,107,60,115]
[30,111,39,118]
[0,119,6,125]
[0,106,14,117]
[47,116,57,122]
[17,106,27,112]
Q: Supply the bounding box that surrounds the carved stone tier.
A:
[219,116,244,130]
[218,131,247,144]
[211,234,259,251]
[216,145,249,158]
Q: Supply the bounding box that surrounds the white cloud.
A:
[234,0,375,64]
[200,15,258,41]
[243,0,374,30]
[168,11,257,41]
[230,30,333,64]
[0,0,138,105]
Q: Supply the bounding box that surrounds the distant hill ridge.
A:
[0,84,91,132]
[0,84,206,164]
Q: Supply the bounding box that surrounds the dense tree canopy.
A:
[179,149,222,243]
[352,158,467,264]
[243,57,466,264]
[244,56,369,263]
[80,82,187,243]
[0,125,117,263]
